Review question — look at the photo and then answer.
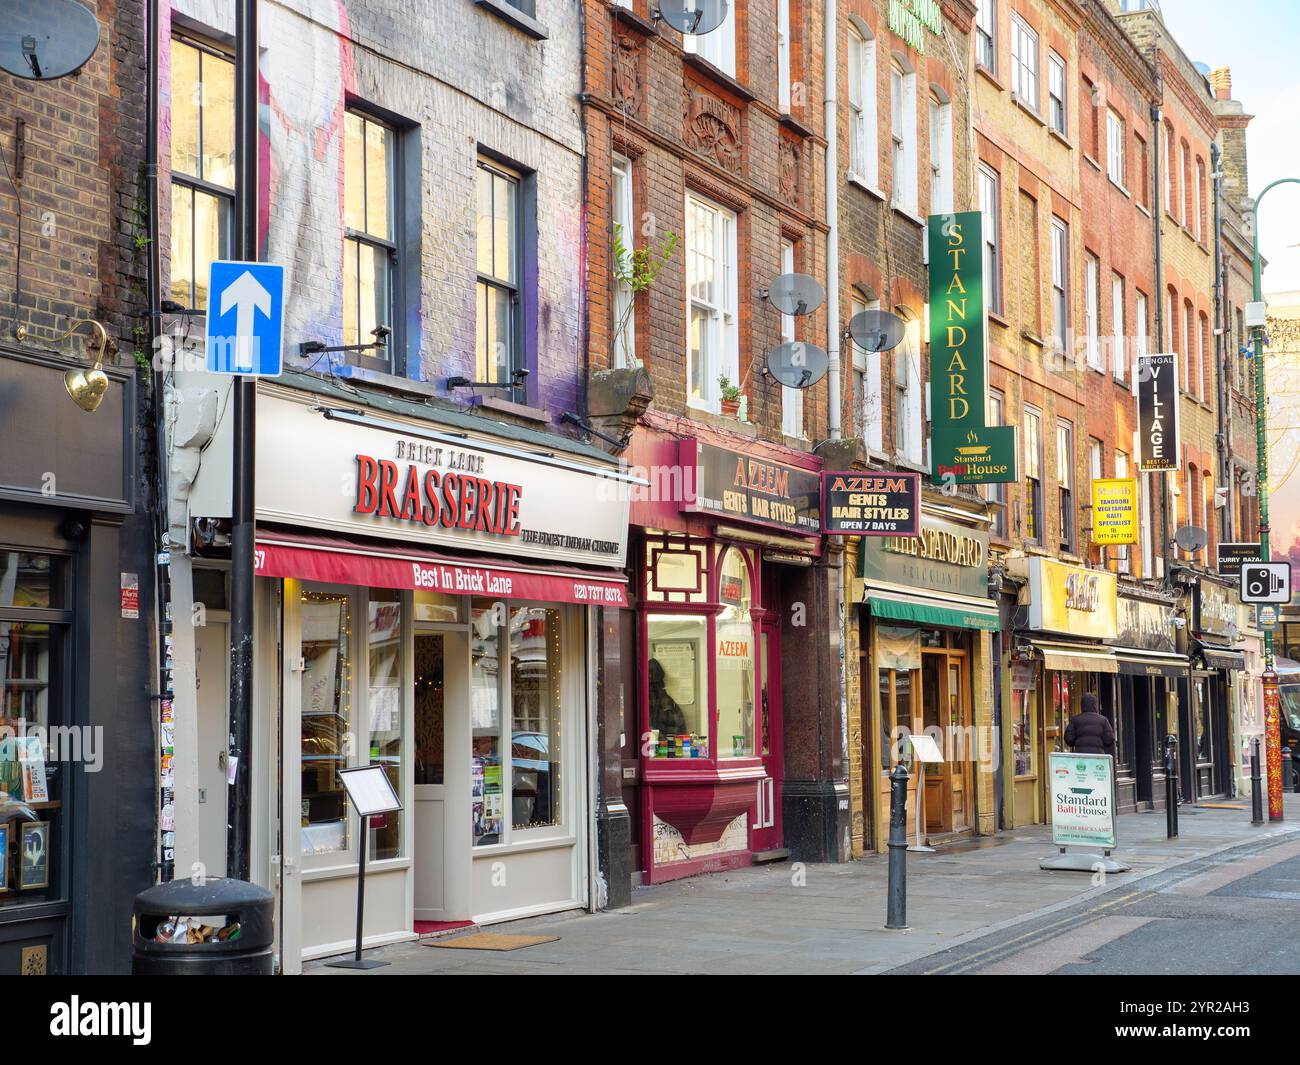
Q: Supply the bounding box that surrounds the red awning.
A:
[254,529,628,607]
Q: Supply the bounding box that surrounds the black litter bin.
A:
[132,878,274,974]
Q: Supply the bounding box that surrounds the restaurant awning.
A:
[1192,641,1246,671]
[1112,648,1190,679]
[254,528,629,607]
[1028,640,1119,674]
[865,589,1000,631]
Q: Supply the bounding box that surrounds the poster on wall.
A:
[1048,752,1116,849]
[926,212,1018,484]
[1137,353,1181,472]
[822,472,920,536]
[1090,478,1138,546]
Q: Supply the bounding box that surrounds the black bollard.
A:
[886,763,909,930]
[1251,737,1265,826]
[1164,734,1179,839]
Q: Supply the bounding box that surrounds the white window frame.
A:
[777,0,792,113]
[976,0,997,72]
[979,165,1002,315]
[1010,16,1039,110]
[852,295,883,451]
[612,153,636,368]
[1135,291,1149,368]
[1085,255,1100,370]
[685,191,739,413]
[1196,312,1206,402]
[890,57,918,214]
[1194,159,1204,241]
[684,2,737,76]
[1050,216,1069,353]
[1048,51,1066,134]
[894,314,923,465]
[1107,110,1126,188]
[1112,273,1126,383]
[1114,450,1131,573]
[929,92,953,215]
[780,239,804,438]
[847,23,879,187]
[1057,419,1074,552]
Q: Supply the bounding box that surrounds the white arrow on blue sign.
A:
[205,260,285,376]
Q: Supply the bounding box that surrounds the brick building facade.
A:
[0,0,157,972]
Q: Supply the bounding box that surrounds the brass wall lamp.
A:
[15,318,113,412]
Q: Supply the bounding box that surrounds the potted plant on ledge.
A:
[612,224,678,367]
[718,375,742,418]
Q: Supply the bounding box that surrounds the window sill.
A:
[846,171,886,200]
[891,204,925,228]
[1012,94,1045,126]
[1021,329,1045,348]
[779,112,816,139]
[1113,375,1131,391]
[474,0,548,40]
[1136,202,1152,219]
[1048,127,1072,149]
[472,833,578,857]
[988,309,1011,329]
[891,454,930,476]
[1083,152,1102,171]
[683,53,756,103]
[469,393,551,424]
[1108,176,1131,199]
[610,1,657,36]
[976,64,1005,92]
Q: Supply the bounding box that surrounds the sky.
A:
[1159,0,1300,296]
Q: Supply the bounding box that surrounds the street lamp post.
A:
[1250,177,1300,821]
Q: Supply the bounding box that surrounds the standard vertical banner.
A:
[927,212,1017,484]
[1137,352,1180,472]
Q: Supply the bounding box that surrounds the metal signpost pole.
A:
[227,0,259,880]
[1250,177,1300,822]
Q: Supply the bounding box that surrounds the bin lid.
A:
[134,877,274,915]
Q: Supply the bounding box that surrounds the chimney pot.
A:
[1210,66,1232,100]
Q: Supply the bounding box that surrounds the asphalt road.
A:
[886,833,1300,975]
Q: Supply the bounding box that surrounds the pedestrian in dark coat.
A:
[1065,692,1115,755]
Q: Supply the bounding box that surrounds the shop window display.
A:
[715,551,755,759]
[300,589,352,855]
[647,615,709,752]
[510,605,562,830]
[471,600,503,846]
[367,590,403,860]
[1012,687,1033,777]
[0,550,65,903]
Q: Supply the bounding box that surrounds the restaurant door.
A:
[413,627,470,923]
[921,647,971,835]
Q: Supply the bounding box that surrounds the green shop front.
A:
[851,501,998,847]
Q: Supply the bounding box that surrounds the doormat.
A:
[425,932,560,952]
[415,920,475,936]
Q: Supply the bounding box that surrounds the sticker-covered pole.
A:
[226,0,258,881]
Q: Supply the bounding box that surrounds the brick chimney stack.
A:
[1211,66,1233,101]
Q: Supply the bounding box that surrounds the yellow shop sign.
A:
[1025,557,1117,639]
[1091,478,1138,546]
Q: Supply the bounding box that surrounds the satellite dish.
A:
[767,341,828,389]
[658,0,730,36]
[849,309,906,352]
[767,273,824,316]
[0,0,101,81]
[1174,525,1208,552]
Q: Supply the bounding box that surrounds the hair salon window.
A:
[641,532,761,762]
[0,551,69,908]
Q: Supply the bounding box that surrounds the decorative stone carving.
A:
[779,138,800,208]
[613,35,641,115]
[681,86,743,173]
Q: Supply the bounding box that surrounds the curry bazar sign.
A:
[927,213,1017,485]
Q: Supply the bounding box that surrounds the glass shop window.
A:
[300,590,352,855]
[647,615,709,755]
[1012,686,1033,777]
[715,550,755,759]
[0,551,67,906]
[471,599,503,846]
[510,605,562,831]
[367,590,403,860]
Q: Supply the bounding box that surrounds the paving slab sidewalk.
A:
[307,798,1300,975]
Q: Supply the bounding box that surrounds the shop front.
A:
[188,383,635,970]
[1008,557,1119,826]
[623,423,836,884]
[852,501,998,849]
[1108,590,1185,812]
[1235,605,1265,797]
[1185,576,1242,799]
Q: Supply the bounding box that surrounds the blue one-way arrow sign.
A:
[206,260,285,376]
